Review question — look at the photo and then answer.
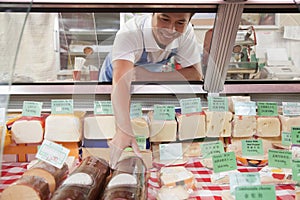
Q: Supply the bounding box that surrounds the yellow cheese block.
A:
[279,115,300,133]
[205,111,232,137]
[256,117,281,137]
[177,113,206,140]
[232,115,257,138]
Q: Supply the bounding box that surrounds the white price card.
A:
[36,139,70,169]
[159,143,183,161]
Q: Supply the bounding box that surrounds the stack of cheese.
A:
[44,111,85,142]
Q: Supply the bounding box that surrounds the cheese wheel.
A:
[1,175,50,200]
[23,160,68,193]
[205,111,232,137]
[177,113,206,140]
[44,112,84,142]
[256,116,281,137]
[232,115,257,138]
[50,156,110,200]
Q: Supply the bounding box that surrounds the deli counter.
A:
[1,1,300,200]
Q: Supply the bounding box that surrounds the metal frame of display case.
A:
[0,0,300,111]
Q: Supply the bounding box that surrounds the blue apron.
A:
[99,18,177,82]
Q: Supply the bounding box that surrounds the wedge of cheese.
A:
[256,116,281,137]
[84,115,116,139]
[232,115,257,138]
[44,111,85,142]
[11,114,48,144]
[279,115,300,133]
[160,166,195,189]
[205,111,233,137]
[131,117,150,138]
[177,113,205,140]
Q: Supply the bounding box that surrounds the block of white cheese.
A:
[84,115,116,139]
[44,111,85,142]
[227,96,251,113]
[279,115,300,133]
[232,115,257,138]
[256,116,281,137]
[11,114,48,144]
[149,120,177,142]
[84,116,149,139]
[205,111,233,137]
[131,117,150,138]
[177,113,205,140]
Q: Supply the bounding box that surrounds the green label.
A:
[212,152,237,173]
[94,101,113,115]
[135,136,146,151]
[282,131,292,146]
[130,103,142,119]
[36,139,70,169]
[208,96,228,112]
[154,104,175,121]
[180,98,202,114]
[235,185,276,200]
[230,172,261,194]
[159,143,183,161]
[268,149,292,169]
[282,102,300,116]
[292,159,300,182]
[51,99,73,114]
[257,102,278,116]
[234,101,256,116]
[292,127,300,145]
[200,141,224,158]
[242,139,264,157]
[22,101,43,117]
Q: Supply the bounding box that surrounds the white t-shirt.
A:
[112,14,201,68]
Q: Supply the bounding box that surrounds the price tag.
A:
[22,101,43,117]
[208,96,228,112]
[159,143,183,161]
[94,101,113,115]
[212,152,237,173]
[230,172,261,195]
[292,159,300,182]
[242,139,264,157]
[292,127,300,145]
[234,101,256,116]
[200,141,224,158]
[235,185,276,200]
[282,102,300,116]
[130,103,142,119]
[36,139,70,169]
[135,136,146,151]
[154,105,175,121]
[282,131,292,146]
[51,99,73,114]
[179,98,202,114]
[257,102,278,116]
[268,149,292,169]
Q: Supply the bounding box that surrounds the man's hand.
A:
[108,128,141,169]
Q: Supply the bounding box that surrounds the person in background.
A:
[103,13,203,168]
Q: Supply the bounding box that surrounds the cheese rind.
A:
[232,115,257,138]
[256,117,281,137]
[177,114,206,140]
[205,111,233,137]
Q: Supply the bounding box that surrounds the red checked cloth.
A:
[0,159,296,199]
[148,158,295,200]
